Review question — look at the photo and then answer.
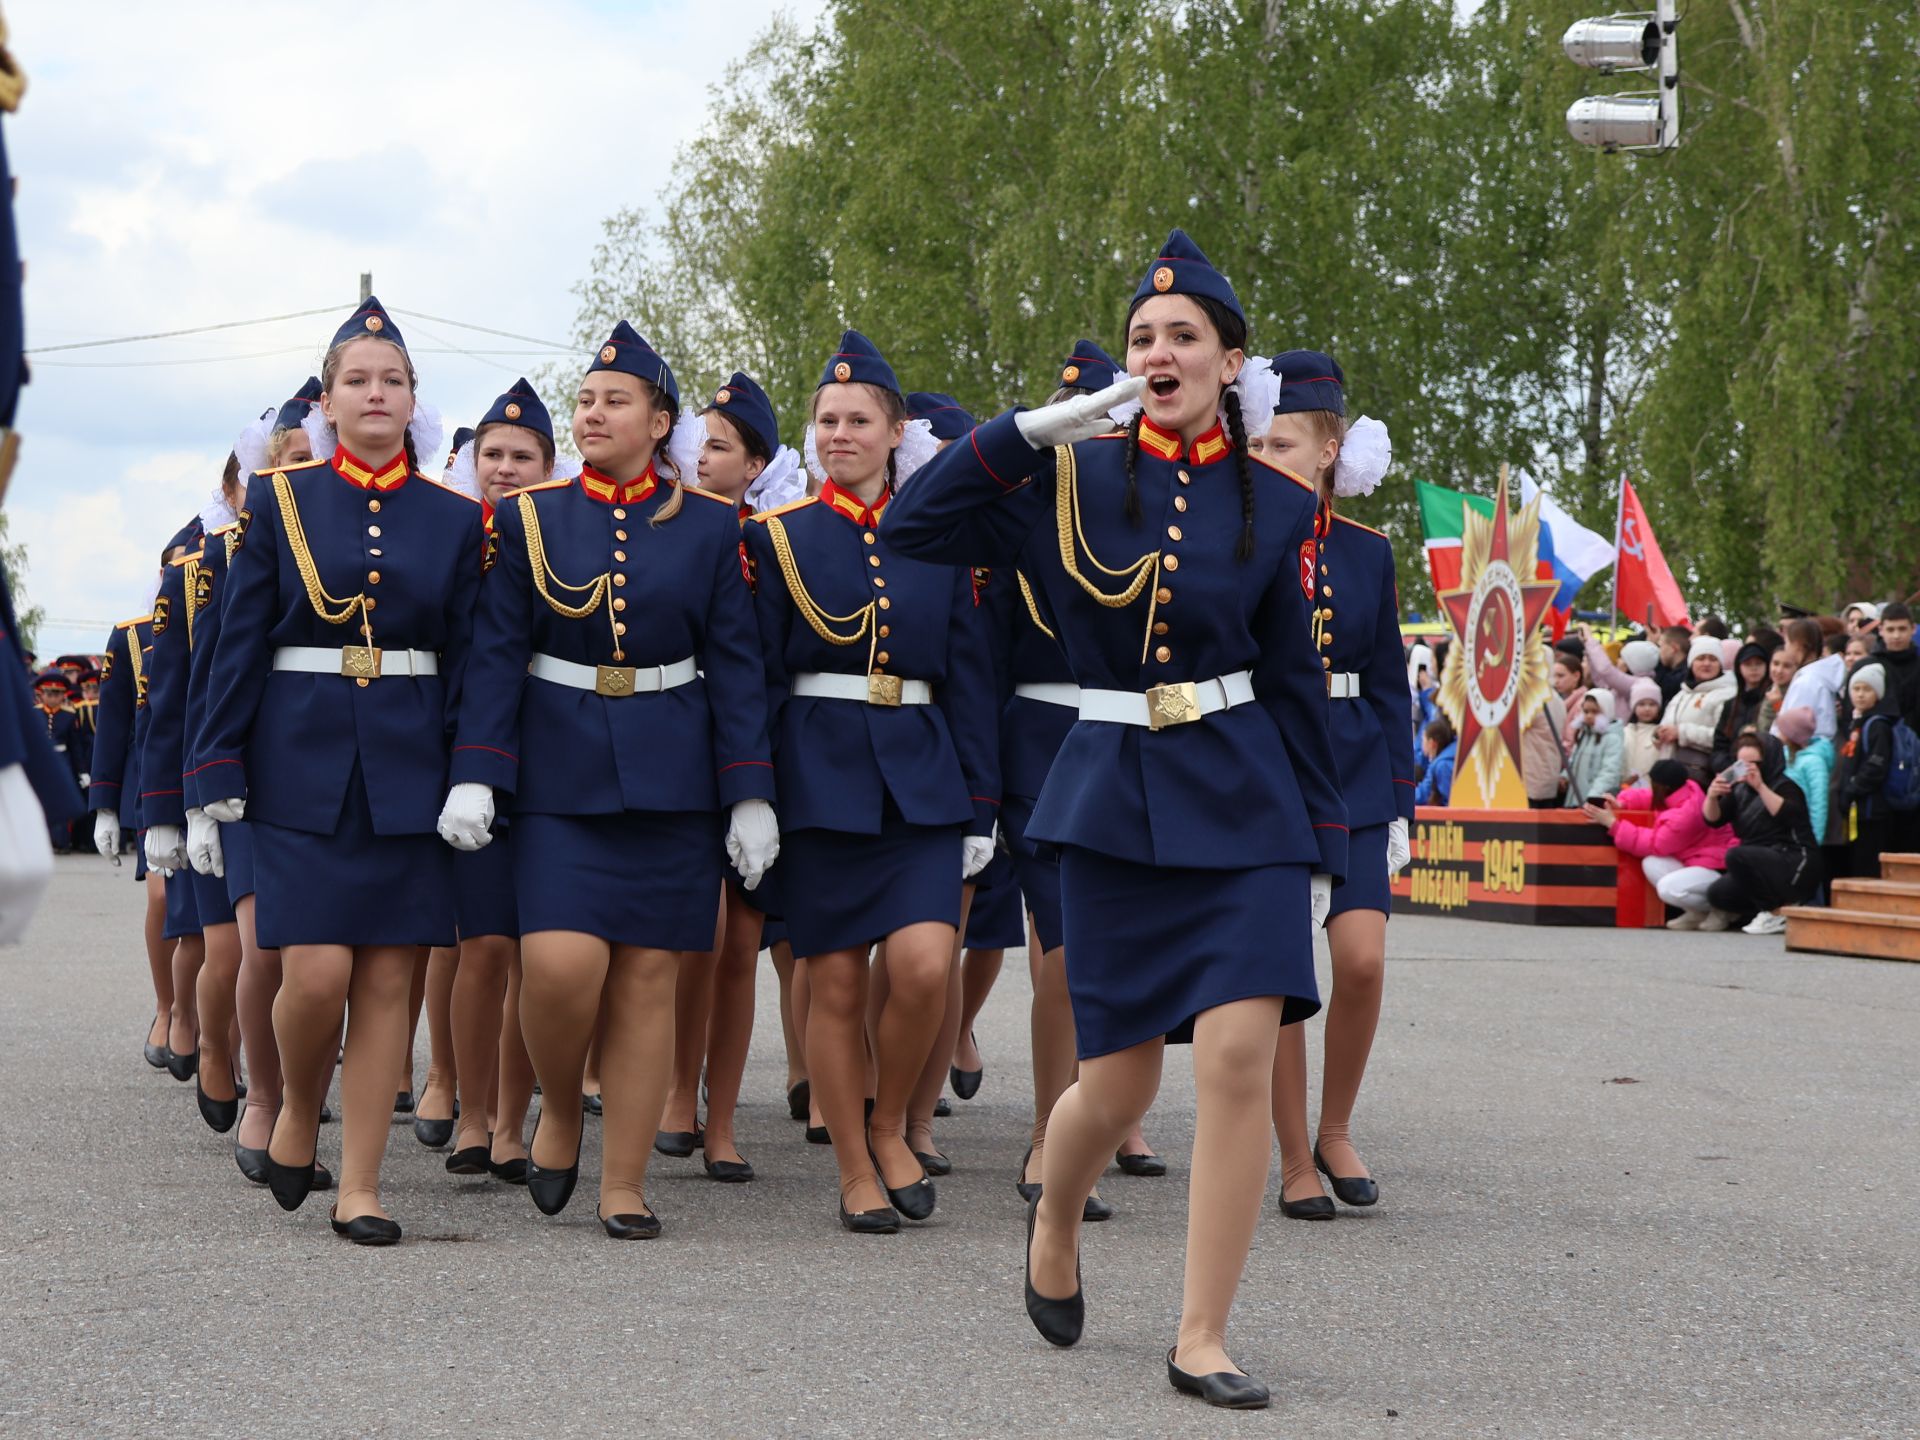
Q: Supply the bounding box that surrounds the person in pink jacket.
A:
[1581,627,1661,712]
[1581,759,1739,930]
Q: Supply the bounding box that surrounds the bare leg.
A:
[660,888,724,1135]
[1271,1017,1323,1204]
[167,932,205,1058]
[450,934,513,1154]
[804,948,885,1213]
[417,944,459,1122]
[875,921,958,1192]
[704,886,765,1166]
[333,946,419,1224]
[234,895,281,1149]
[951,943,1004,1073]
[490,945,534,1166]
[1317,909,1387,1179]
[402,945,429,1098]
[769,939,805,1093]
[143,872,171,1050]
[1025,919,1077,1188]
[598,945,680,1217]
[1177,997,1285,1376]
[520,931,609,1173]
[267,943,353,1175]
[907,891,972,1158]
[195,921,243,1102]
[582,998,607,1105]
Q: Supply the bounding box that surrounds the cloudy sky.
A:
[6,0,823,657]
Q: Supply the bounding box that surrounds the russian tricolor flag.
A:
[1518,470,1614,614]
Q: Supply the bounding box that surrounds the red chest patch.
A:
[1298,540,1316,603]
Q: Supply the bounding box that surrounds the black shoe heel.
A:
[915,1148,952,1177]
[143,1017,169,1070]
[653,1122,702,1158]
[786,1079,810,1121]
[1314,1143,1379,1207]
[393,1089,415,1114]
[805,1123,831,1145]
[1015,1146,1041,1204]
[1167,1349,1269,1409]
[949,1030,983,1100]
[329,1206,402,1246]
[871,1147,935,1221]
[445,1142,491,1175]
[1023,1196,1084,1348]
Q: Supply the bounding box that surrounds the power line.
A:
[387,308,572,351]
[33,346,563,370]
[23,304,354,356]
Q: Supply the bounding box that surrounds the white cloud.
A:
[7,0,824,654]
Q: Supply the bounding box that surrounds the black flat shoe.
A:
[1016,1147,1042,1203]
[786,1079,810,1122]
[933,1096,951,1118]
[165,1045,198,1083]
[598,1205,662,1240]
[838,1199,900,1234]
[949,1031,983,1100]
[488,1155,529,1185]
[1314,1143,1379,1207]
[1023,1196,1083,1348]
[915,1149,952,1178]
[1082,1192,1116,1224]
[1115,1149,1167,1178]
[319,1105,334,1124]
[143,1018,168,1070]
[703,1155,754,1183]
[1279,1192,1336,1220]
[393,1089,415,1115]
[445,1144,491,1176]
[263,1118,319,1213]
[413,1102,457,1149]
[872,1150,935,1221]
[527,1121,582,1217]
[311,1161,334,1192]
[653,1124,702,1158]
[805,1124,831,1145]
[329,1206,402,1247]
[1167,1349,1269,1409]
[195,1072,239,1134]
[234,1144,268,1184]
[582,1092,602,1116]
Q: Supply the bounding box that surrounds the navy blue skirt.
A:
[735,864,788,952]
[1003,794,1063,954]
[455,827,519,940]
[778,818,963,958]
[190,862,235,927]
[1058,846,1319,1059]
[134,847,149,882]
[964,850,1026,949]
[1329,822,1391,919]
[251,770,454,950]
[223,820,257,906]
[162,868,198,939]
[514,810,722,950]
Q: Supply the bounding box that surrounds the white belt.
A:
[273,645,438,679]
[1079,670,1254,731]
[1328,671,1362,700]
[1014,682,1081,709]
[792,671,932,708]
[530,652,696,699]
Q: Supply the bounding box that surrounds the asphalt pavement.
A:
[2,855,1914,1438]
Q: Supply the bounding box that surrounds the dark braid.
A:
[402,425,420,474]
[1123,411,1144,524]
[1223,396,1256,561]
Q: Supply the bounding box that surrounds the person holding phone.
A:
[1700,733,1819,928]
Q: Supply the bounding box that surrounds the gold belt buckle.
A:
[596,664,638,697]
[341,646,382,679]
[867,673,903,707]
[1145,680,1200,730]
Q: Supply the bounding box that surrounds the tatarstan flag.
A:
[1415,479,1495,595]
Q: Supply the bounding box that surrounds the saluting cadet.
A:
[440,326,777,1239]
[888,231,1346,1408]
[656,370,806,1183]
[89,605,173,1065]
[195,299,484,1245]
[741,331,999,1234]
[1244,351,1413,1220]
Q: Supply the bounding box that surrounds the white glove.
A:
[79,773,90,789]
[1310,873,1333,930]
[725,798,780,891]
[93,809,123,859]
[1013,376,1148,450]
[203,796,246,823]
[145,823,187,877]
[186,807,225,878]
[436,782,495,852]
[1386,818,1411,878]
[962,831,996,880]
[0,764,55,944]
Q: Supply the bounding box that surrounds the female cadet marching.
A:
[440,325,778,1239]
[888,232,1346,1407]
[195,299,484,1245]
[740,331,999,1233]
[1245,352,1414,1220]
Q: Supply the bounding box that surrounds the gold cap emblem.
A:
[714,388,732,405]
[1061,364,1080,383]
[833,361,853,383]
[600,344,618,364]
[1152,266,1174,293]
[503,402,522,420]
[365,314,384,332]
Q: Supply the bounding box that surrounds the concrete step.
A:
[1880,853,1920,884]
[1781,905,1920,963]
[1828,878,1920,918]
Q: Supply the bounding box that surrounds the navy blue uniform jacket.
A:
[884,411,1347,879]
[741,480,998,838]
[451,466,774,815]
[88,616,150,826]
[1319,510,1419,827]
[140,549,203,827]
[978,563,1075,805]
[195,452,485,836]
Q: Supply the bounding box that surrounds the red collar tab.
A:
[819,478,891,529]
[738,500,753,522]
[579,463,659,506]
[333,445,410,491]
[1138,416,1230,467]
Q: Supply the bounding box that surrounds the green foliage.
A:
[559,0,1919,621]
[0,510,40,652]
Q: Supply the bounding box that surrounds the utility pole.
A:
[359,271,372,303]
